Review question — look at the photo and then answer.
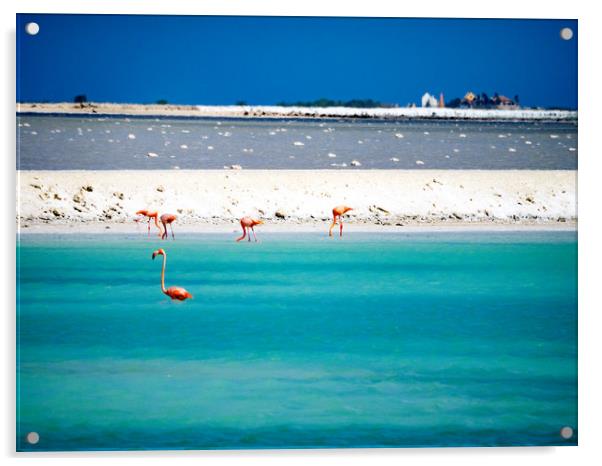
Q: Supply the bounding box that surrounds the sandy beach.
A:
[17,170,576,233]
[17,102,578,121]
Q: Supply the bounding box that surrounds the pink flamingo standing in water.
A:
[152,248,192,301]
[135,210,163,237]
[236,217,264,242]
[329,205,353,237]
[160,213,177,240]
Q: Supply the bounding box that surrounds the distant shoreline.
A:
[17,102,578,121]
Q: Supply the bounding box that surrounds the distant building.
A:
[439,93,445,108]
[421,92,438,108]
[463,91,477,106]
[495,95,519,109]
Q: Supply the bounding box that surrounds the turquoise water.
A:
[17,232,577,451]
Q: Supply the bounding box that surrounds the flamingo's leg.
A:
[147,218,151,237]
[329,216,338,237]
[170,223,175,240]
[236,226,247,242]
[340,218,344,237]
[251,227,258,242]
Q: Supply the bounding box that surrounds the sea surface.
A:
[17,231,577,451]
[17,115,578,170]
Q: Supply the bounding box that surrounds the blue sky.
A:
[17,15,577,108]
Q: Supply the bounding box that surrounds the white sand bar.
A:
[17,103,577,121]
[18,170,576,232]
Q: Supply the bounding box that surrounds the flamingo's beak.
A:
[152,252,157,260]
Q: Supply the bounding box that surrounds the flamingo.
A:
[151,248,192,301]
[135,210,163,237]
[236,217,264,242]
[160,213,177,240]
[329,205,353,237]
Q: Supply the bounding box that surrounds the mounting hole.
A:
[560,27,573,41]
[560,426,573,439]
[25,22,40,36]
[26,431,40,444]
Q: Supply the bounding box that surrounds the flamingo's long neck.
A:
[160,253,167,294]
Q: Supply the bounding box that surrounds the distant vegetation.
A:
[73,94,87,108]
[156,99,169,105]
[275,98,398,108]
[446,92,520,109]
